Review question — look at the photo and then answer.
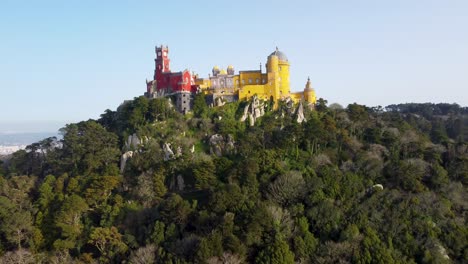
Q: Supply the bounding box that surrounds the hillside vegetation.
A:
[1,96,467,263]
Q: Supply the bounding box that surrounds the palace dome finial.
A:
[269,47,288,62]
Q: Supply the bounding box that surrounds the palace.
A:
[145,45,316,112]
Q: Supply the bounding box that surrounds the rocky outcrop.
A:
[214,97,226,107]
[209,134,224,157]
[281,97,295,116]
[240,96,265,126]
[278,98,308,124]
[163,143,175,161]
[209,134,235,157]
[296,100,306,123]
[366,184,384,194]
[177,175,185,191]
[176,146,182,157]
[120,151,134,173]
[372,184,384,190]
[125,133,141,150]
[225,134,235,154]
[169,174,185,191]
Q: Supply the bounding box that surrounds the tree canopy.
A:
[1,99,467,263]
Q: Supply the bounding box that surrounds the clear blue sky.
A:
[1,0,467,132]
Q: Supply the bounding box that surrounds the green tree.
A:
[256,233,295,264]
[159,194,192,226]
[149,221,165,246]
[84,175,121,208]
[53,194,88,250]
[193,160,216,190]
[353,227,396,264]
[266,171,305,206]
[0,176,36,250]
[193,93,209,118]
[89,226,128,262]
[60,120,120,176]
[0,196,34,249]
[148,97,178,121]
[293,217,318,260]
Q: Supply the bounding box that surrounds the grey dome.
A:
[269,47,288,61]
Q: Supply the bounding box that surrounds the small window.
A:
[262,79,266,84]
[256,79,259,84]
[248,79,252,84]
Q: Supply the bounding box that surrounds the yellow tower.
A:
[226,47,297,108]
[303,77,317,104]
[266,47,291,102]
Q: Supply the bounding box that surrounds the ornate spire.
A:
[305,77,313,90]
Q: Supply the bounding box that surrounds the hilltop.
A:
[0,96,467,263]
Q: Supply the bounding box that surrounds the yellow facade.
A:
[198,48,316,107]
[195,77,211,92]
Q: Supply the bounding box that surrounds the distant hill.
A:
[0,132,59,146]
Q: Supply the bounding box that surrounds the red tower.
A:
[155,45,170,79]
[146,45,198,113]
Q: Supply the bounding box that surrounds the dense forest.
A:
[0,96,467,263]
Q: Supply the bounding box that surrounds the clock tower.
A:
[154,45,171,79]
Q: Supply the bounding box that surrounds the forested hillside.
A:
[1,96,467,263]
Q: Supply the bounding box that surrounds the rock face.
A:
[163,143,175,161]
[209,134,235,157]
[372,184,384,190]
[177,175,185,191]
[277,98,308,124]
[120,151,134,173]
[296,100,306,123]
[169,174,185,191]
[281,97,295,115]
[366,184,384,194]
[176,146,182,157]
[214,97,226,107]
[240,96,265,126]
[125,134,141,150]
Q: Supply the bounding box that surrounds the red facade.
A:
[147,45,194,94]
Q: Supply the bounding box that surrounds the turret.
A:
[267,47,290,97]
[212,66,220,76]
[267,53,279,73]
[227,65,235,75]
[303,77,316,104]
